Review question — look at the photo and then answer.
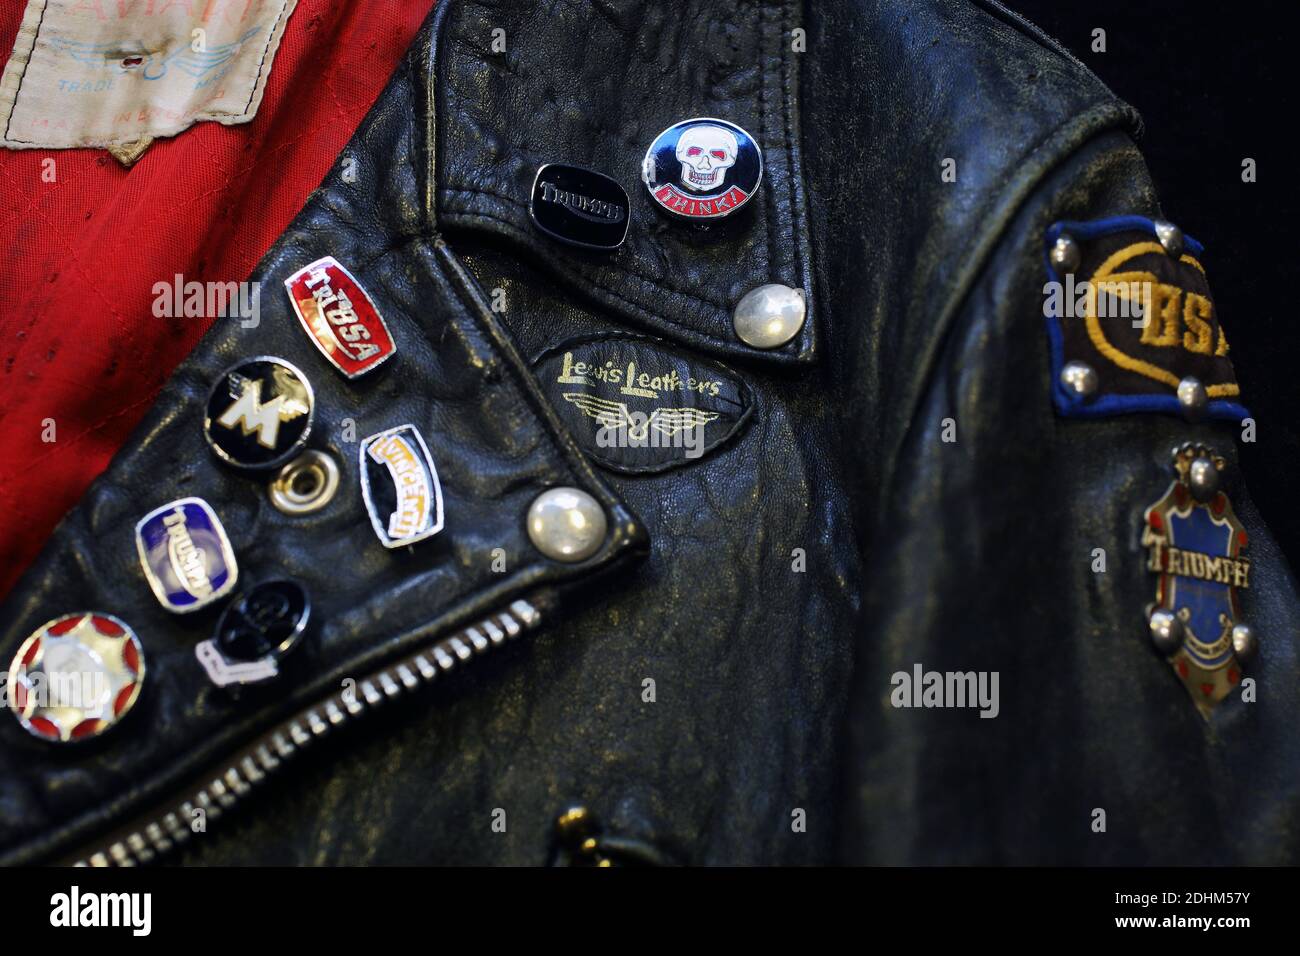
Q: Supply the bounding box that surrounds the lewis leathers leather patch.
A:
[533,333,752,474]
[1042,216,1246,420]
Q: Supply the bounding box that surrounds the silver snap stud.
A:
[1050,233,1081,274]
[1148,608,1184,656]
[733,284,806,350]
[1187,454,1221,503]
[1059,360,1098,400]
[269,450,340,515]
[527,487,607,563]
[1153,219,1184,258]
[1177,376,1207,421]
[1231,622,1257,663]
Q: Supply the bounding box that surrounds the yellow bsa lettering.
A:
[1130,282,1222,356]
[1085,240,1237,395]
[1091,242,1229,358]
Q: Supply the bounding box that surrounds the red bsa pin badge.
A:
[285,256,395,378]
[1142,443,1257,718]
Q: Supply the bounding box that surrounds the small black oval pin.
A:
[530,164,630,251]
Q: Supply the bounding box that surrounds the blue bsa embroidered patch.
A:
[1042,216,1247,421]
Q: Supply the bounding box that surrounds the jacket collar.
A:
[427,0,817,366]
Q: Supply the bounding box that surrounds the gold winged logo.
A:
[561,393,719,441]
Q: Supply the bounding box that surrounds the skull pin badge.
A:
[642,117,762,221]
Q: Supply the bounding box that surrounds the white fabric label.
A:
[0,0,297,151]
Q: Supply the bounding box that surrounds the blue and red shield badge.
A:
[1142,444,1253,717]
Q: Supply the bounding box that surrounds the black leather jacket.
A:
[2,0,1297,866]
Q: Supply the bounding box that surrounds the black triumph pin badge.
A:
[530,164,630,250]
[642,117,762,221]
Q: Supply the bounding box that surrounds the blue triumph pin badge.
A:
[135,497,238,613]
[1142,443,1257,717]
[642,117,762,221]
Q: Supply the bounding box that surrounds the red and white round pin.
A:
[7,612,145,743]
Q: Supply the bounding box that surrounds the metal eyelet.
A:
[268,450,339,515]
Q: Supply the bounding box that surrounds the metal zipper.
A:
[70,598,542,867]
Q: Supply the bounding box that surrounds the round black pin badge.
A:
[641,117,762,221]
[214,579,310,664]
[530,164,630,250]
[204,356,315,470]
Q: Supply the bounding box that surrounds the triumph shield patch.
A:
[1142,443,1255,717]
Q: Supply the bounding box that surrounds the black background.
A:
[2,863,1281,940]
[1008,1,1299,566]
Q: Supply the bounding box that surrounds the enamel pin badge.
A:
[204,357,314,470]
[359,424,445,548]
[196,579,310,687]
[135,497,237,613]
[7,613,145,742]
[1142,443,1257,717]
[530,164,630,250]
[642,117,762,221]
[285,256,395,378]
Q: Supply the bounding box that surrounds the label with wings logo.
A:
[46,25,263,84]
[0,3,294,152]
[533,334,752,474]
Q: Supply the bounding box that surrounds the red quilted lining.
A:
[0,1,435,598]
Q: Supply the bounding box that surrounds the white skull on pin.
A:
[675,125,738,191]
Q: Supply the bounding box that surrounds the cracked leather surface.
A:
[1,0,1297,865]
[0,18,644,866]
